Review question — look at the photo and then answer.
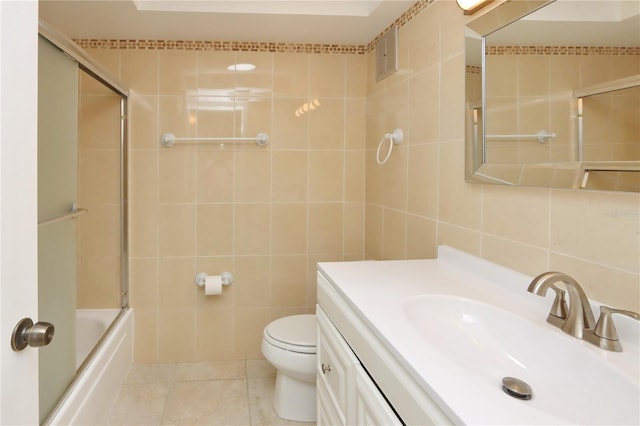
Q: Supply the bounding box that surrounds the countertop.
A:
[318,246,640,425]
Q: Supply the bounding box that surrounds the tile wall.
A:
[364,0,639,311]
[81,0,639,364]
[77,70,123,308]
[484,53,639,164]
[85,48,367,362]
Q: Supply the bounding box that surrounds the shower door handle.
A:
[10,317,55,351]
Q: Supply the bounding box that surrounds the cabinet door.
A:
[354,366,403,426]
[317,307,359,425]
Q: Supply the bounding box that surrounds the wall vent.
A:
[376,26,399,81]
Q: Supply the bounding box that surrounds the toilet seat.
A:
[263,314,316,354]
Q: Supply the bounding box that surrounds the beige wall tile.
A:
[406,9,440,73]
[158,50,197,96]
[409,67,439,144]
[550,190,640,273]
[344,202,365,255]
[79,149,121,206]
[482,186,550,248]
[77,256,121,308]
[233,307,272,359]
[159,149,196,202]
[310,54,345,98]
[346,55,367,98]
[234,150,271,202]
[551,253,640,312]
[437,222,481,256]
[158,95,197,140]
[407,143,438,218]
[158,257,196,309]
[345,98,366,150]
[309,150,344,202]
[271,255,307,307]
[309,203,343,254]
[406,214,437,259]
[234,51,273,97]
[481,235,549,278]
[197,50,236,94]
[129,94,158,150]
[232,256,271,308]
[133,310,158,363]
[272,98,309,149]
[345,150,365,202]
[439,54,465,142]
[196,204,234,256]
[129,203,159,258]
[438,141,482,230]
[129,150,158,206]
[271,151,308,202]
[196,150,234,202]
[364,203,383,259]
[195,96,236,139]
[274,53,309,97]
[195,308,234,360]
[158,204,196,257]
[271,203,307,254]
[157,309,196,362]
[122,50,366,363]
[234,204,271,255]
[129,258,158,311]
[309,98,345,149]
[121,50,158,95]
[381,208,407,260]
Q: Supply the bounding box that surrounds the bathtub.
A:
[44,308,133,425]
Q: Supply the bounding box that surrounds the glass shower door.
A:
[37,35,79,423]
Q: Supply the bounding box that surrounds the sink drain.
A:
[501,377,532,400]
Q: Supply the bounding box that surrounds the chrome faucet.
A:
[527,272,596,338]
[528,271,640,351]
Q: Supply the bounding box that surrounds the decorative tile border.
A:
[466,65,481,74]
[73,0,436,54]
[74,38,367,54]
[486,46,640,56]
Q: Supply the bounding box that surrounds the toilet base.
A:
[272,372,317,422]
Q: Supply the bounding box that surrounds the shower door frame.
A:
[38,20,130,422]
[38,20,130,310]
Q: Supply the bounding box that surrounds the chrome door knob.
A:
[11,318,55,351]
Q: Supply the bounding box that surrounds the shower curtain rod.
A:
[161,132,269,147]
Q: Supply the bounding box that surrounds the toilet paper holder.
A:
[194,271,234,288]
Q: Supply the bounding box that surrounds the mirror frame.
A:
[464,0,640,191]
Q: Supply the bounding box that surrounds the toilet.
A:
[261,314,317,422]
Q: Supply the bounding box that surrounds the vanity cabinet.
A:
[316,307,401,426]
[317,271,453,426]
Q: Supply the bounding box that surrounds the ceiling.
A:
[38,0,417,46]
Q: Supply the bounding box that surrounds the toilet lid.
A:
[264,314,316,354]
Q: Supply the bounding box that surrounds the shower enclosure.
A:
[37,23,129,423]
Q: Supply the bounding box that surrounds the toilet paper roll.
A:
[204,275,223,296]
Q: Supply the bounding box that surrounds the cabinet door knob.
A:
[321,363,331,374]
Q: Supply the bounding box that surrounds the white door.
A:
[0,1,40,424]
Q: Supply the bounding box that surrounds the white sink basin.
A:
[404,295,640,425]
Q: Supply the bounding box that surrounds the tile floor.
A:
[107,360,314,426]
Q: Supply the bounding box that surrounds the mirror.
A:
[465,0,640,192]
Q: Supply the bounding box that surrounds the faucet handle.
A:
[546,284,569,327]
[588,306,640,352]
